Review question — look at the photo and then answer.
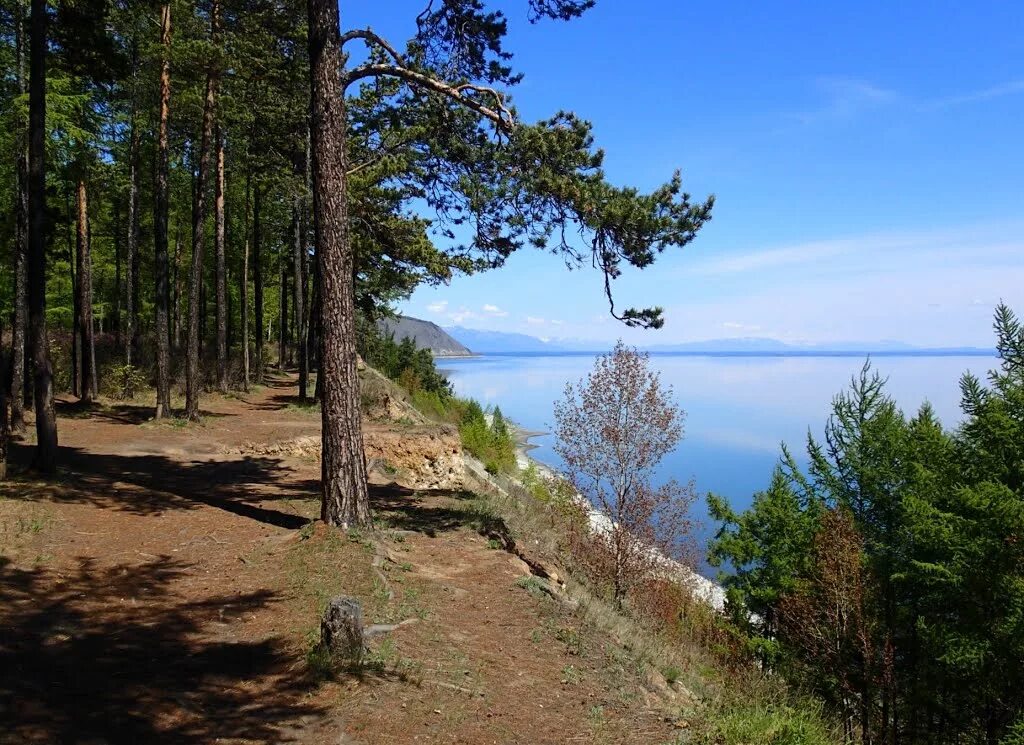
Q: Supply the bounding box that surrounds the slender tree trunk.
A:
[294,194,307,400]
[75,177,96,402]
[86,207,97,398]
[307,0,369,527]
[125,40,141,375]
[200,276,207,354]
[214,125,227,393]
[173,222,182,351]
[153,1,173,418]
[10,0,28,432]
[227,266,233,351]
[0,379,7,480]
[114,200,122,350]
[310,242,321,401]
[288,271,295,365]
[241,168,250,391]
[28,0,56,472]
[253,184,263,382]
[279,246,287,368]
[69,190,79,398]
[185,0,220,421]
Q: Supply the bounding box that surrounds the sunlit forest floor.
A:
[0,376,685,744]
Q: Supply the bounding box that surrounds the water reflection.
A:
[440,353,997,569]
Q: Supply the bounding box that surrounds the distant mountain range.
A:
[375,317,994,356]
[444,326,995,356]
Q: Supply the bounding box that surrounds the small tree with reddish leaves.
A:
[778,509,886,744]
[554,342,695,608]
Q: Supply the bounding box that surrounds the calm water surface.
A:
[440,353,997,570]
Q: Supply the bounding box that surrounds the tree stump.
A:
[320,596,364,664]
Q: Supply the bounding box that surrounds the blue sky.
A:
[346,0,1024,346]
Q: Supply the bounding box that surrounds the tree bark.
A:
[28,0,57,472]
[253,184,263,382]
[215,125,227,393]
[10,0,28,432]
[75,177,96,402]
[153,1,173,418]
[307,0,370,527]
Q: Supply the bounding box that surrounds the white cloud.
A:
[661,221,1024,347]
[482,303,509,317]
[550,319,565,326]
[794,77,898,124]
[448,307,477,324]
[425,300,448,314]
[688,224,1023,278]
[526,316,546,326]
[925,80,1024,110]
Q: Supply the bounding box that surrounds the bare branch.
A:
[343,63,514,131]
[339,28,407,67]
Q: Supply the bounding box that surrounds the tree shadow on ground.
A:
[369,482,502,537]
[56,399,233,426]
[6,444,317,530]
[0,555,324,744]
[247,377,318,413]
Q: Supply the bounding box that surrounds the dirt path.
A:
[0,379,680,744]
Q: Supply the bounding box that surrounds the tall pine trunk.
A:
[10,0,28,432]
[28,0,57,472]
[75,176,96,402]
[307,0,369,527]
[214,125,227,393]
[253,184,263,382]
[153,1,173,418]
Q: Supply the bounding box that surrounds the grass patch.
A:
[692,690,835,745]
[515,575,548,597]
[286,399,320,414]
[560,664,584,685]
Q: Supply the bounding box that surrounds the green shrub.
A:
[103,363,147,400]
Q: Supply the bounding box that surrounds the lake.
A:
[439,352,998,572]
